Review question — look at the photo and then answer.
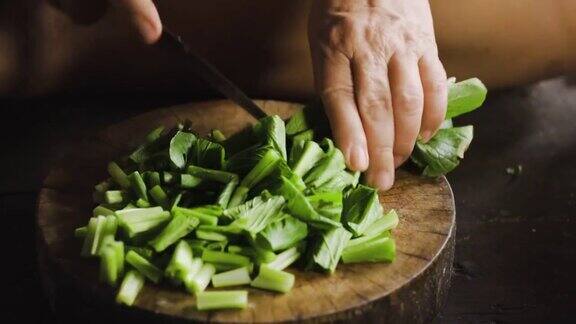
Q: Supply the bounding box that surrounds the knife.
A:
[156,28,269,119]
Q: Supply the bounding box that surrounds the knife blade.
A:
[156,28,268,119]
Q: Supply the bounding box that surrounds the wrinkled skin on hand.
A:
[52,0,447,192]
[308,0,447,190]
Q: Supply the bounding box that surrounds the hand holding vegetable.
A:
[308,0,447,190]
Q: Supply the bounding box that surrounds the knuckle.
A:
[371,145,394,160]
[358,97,392,123]
[395,89,423,115]
[320,85,354,101]
[319,14,359,53]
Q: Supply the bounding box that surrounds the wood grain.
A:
[36,100,455,323]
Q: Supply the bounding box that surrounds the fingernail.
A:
[349,146,369,171]
[420,130,433,143]
[374,171,394,191]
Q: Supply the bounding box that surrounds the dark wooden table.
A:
[2,78,575,323]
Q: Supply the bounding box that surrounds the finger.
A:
[117,0,162,44]
[388,53,424,167]
[351,54,395,190]
[313,50,369,171]
[419,54,448,142]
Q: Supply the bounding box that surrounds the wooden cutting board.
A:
[36,100,455,323]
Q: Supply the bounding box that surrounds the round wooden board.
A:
[36,100,455,323]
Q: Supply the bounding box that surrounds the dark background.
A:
[2,77,575,323]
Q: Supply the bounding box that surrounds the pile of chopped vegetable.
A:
[75,78,486,310]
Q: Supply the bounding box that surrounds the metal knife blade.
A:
[156,28,268,119]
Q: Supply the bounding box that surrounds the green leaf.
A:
[128,126,166,164]
[169,131,197,169]
[239,148,282,188]
[315,170,359,193]
[285,109,310,136]
[308,227,352,273]
[190,137,225,169]
[342,184,383,237]
[253,115,287,160]
[292,141,324,177]
[186,165,238,183]
[446,78,487,119]
[274,176,341,230]
[303,138,346,188]
[225,195,285,235]
[257,214,308,251]
[288,129,315,166]
[410,126,473,177]
[307,191,343,221]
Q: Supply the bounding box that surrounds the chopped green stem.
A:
[227,185,249,208]
[148,212,200,252]
[362,209,399,237]
[346,231,390,249]
[250,265,294,293]
[186,165,238,184]
[342,236,395,263]
[211,129,227,142]
[107,162,130,189]
[104,190,126,205]
[163,171,175,184]
[74,226,87,238]
[125,250,163,283]
[216,177,239,208]
[173,207,219,226]
[149,185,169,208]
[84,216,107,257]
[99,240,124,286]
[94,179,112,193]
[97,215,118,253]
[201,250,251,268]
[180,174,203,188]
[266,247,300,271]
[211,266,252,287]
[93,205,115,217]
[136,198,150,208]
[116,270,145,306]
[165,241,201,283]
[227,245,276,264]
[145,171,161,188]
[196,290,248,311]
[116,207,171,238]
[126,245,155,260]
[129,171,148,201]
[196,230,228,242]
[185,263,216,294]
[81,217,97,257]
